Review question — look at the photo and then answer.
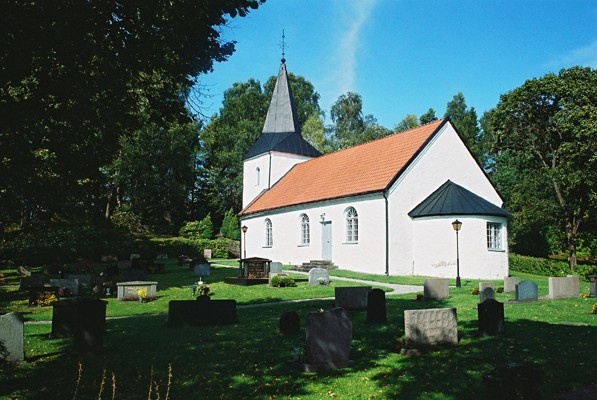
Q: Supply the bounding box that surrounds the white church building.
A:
[239,59,510,280]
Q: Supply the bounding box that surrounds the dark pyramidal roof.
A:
[244,59,321,160]
[409,180,510,218]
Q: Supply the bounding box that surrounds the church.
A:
[239,59,510,280]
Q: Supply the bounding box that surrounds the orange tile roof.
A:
[241,119,447,215]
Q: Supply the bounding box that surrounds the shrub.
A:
[592,303,597,315]
[220,208,240,240]
[271,275,296,287]
[180,214,213,240]
[510,254,597,281]
[111,205,146,233]
[471,287,480,295]
[496,286,504,293]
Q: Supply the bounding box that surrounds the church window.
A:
[265,219,273,247]
[346,207,358,243]
[256,167,261,186]
[487,222,502,250]
[300,214,310,245]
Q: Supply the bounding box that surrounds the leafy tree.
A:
[444,93,485,166]
[220,208,240,240]
[484,66,597,269]
[0,0,264,237]
[199,213,214,239]
[394,114,420,132]
[420,108,438,125]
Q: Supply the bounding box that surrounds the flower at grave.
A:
[198,284,210,296]
[592,303,597,315]
[317,277,328,285]
[137,288,147,300]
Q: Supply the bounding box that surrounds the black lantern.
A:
[452,219,462,288]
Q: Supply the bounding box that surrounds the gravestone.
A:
[0,312,24,362]
[19,275,45,291]
[479,282,494,292]
[590,275,597,297]
[423,278,449,300]
[304,307,354,371]
[309,267,329,286]
[49,278,79,295]
[279,311,300,334]
[64,273,93,288]
[479,287,495,303]
[404,308,458,348]
[193,262,211,277]
[270,262,283,274]
[167,299,237,326]
[334,286,371,310]
[130,253,141,261]
[366,288,387,324]
[203,249,212,259]
[548,275,580,299]
[503,277,520,293]
[51,298,107,353]
[17,266,32,277]
[156,252,168,260]
[515,281,538,302]
[117,281,157,301]
[478,299,505,336]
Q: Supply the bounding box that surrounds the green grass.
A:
[1,259,596,399]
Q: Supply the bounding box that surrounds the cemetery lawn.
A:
[0,260,596,399]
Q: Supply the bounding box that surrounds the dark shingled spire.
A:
[408,180,510,218]
[244,60,321,160]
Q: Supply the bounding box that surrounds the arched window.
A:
[300,214,310,245]
[346,207,358,243]
[265,219,273,247]
[256,167,261,186]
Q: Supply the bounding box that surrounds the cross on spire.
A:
[280,29,286,63]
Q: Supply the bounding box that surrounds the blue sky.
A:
[198,0,597,129]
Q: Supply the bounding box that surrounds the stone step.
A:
[292,260,338,272]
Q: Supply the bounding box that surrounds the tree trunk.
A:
[566,217,580,271]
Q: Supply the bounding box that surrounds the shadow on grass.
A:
[1,295,596,399]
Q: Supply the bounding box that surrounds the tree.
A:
[394,114,420,132]
[0,0,265,236]
[484,66,597,269]
[420,108,438,125]
[444,93,485,166]
[220,208,240,240]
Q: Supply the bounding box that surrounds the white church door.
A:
[321,221,332,261]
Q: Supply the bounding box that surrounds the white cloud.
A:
[331,0,378,95]
[550,38,597,69]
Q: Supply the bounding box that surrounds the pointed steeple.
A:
[244,59,321,160]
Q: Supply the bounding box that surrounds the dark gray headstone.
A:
[548,275,580,299]
[305,307,353,369]
[503,277,520,293]
[335,286,371,310]
[193,263,211,276]
[279,311,300,334]
[404,308,458,348]
[51,298,107,353]
[64,273,93,288]
[423,278,449,300]
[49,278,79,295]
[478,299,505,336]
[19,275,45,291]
[366,288,387,324]
[515,281,538,302]
[0,312,24,362]
[480,287,495,303]
[309,267,329,286]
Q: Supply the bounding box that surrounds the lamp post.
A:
[241,225,248,259]
[452,219,462,288]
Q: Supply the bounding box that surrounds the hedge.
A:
[510,254,597,282]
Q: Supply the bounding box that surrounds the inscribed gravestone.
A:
[305,307,354,369]
[548,275,579,299]
[423,278,449,300]
[480,287,495,303]
[203,249,212,259]
[366,288,387,324]
[503,277,520,293]
[515,281,538,302]
[0,312,24,362]
[335,286,371,310]
[478,299,505,336]
[404,308,458,348]
[270,262,283,274]
[49,278,79,295]
[309,267,329,286]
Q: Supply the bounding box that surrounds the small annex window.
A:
[345,207,358,243]
[256,167,261,186]
[265,218,273,247]
[487,222,502,250]
[300,214,310,245]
